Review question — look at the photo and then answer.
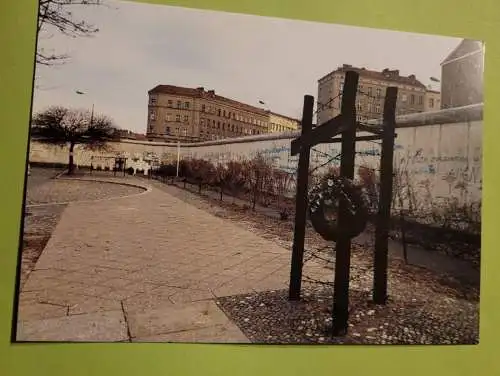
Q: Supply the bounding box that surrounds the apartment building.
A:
[267,112,300,133]
[146,85,269,142]
[424,90,441,112]
[317,64,430,125]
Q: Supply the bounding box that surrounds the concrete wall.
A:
[29,103,482,214]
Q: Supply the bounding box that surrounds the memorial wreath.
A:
[308,172,369,242]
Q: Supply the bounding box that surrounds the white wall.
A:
[29,104,482,214]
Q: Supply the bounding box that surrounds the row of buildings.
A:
[144,39,484,142]
[145,85,300,142]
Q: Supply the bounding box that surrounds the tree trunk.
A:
[68,142,75,175]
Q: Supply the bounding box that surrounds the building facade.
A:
[424,90,441,112]
[267,112,300,133]
[317,64,431,125]
[440,39,484,109]
[147,85,270,142]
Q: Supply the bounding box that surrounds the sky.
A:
[33,0,462,133]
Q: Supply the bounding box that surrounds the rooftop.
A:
[148,84,268,115]
[441,39,484,66]
[267,111,301,123]
[319,64,427,89]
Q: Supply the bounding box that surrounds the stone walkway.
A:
[16,179,329,342]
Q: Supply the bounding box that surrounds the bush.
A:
[226,160,248,198]
[157,163,177,177]
[182,158,217,193]
[357,166,379,213]
[246,155,274,210]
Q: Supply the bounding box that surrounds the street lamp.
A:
[76,90,94,125]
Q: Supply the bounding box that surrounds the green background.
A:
[0,0,497,375]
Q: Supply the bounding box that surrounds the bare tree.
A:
[31,105,119,175]
[37,0,103,66]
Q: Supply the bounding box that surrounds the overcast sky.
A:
[33,0,462,133]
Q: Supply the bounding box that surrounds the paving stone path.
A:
[16,178,329,342]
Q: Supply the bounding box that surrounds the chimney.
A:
[342,64,352,69]
[196,87,204,91]
[408,74,416,80]
[207,90,215,96]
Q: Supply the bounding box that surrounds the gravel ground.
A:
[216,286,478,345]
[19,204,67,287]
[153,180,479,345]
[25,179,145,205]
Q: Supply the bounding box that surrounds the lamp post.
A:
[75,90,95,174]
[258,99,272,133]
[76,90,94,126]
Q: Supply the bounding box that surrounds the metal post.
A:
[288,95,314,301]
[176,141,181,178]
[90,104,94,126]
[373,86,398,304]
[332,70,359,336]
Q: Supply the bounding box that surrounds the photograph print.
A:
[14,0,483,344]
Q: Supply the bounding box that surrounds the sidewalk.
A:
[16,179,329,342]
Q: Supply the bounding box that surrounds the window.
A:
[223,110,226,117]
[376,88,382,98]
[182,129,188,136]
[150,96,157,105]
[410,94,415,105]
[175,114,180,122]
[217,121,220,129]
[167,100,173,107]
[429,98,435,108]
[177,101,181,108]
[218,109,221,116]
[367,87,372,96]
[418,96,423,105]
[185,102,190,109]
[149,110,156,120]
[200,119,205,126]
[401,94,407,102]
[183,115,189,122]
[357,103,363,112]
[166,126,171,134]
[222,123,225,130]
[166,113,172,121]
[375,105,381,113]
[201,104,206,112]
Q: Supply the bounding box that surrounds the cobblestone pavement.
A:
[16,178,329,342]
